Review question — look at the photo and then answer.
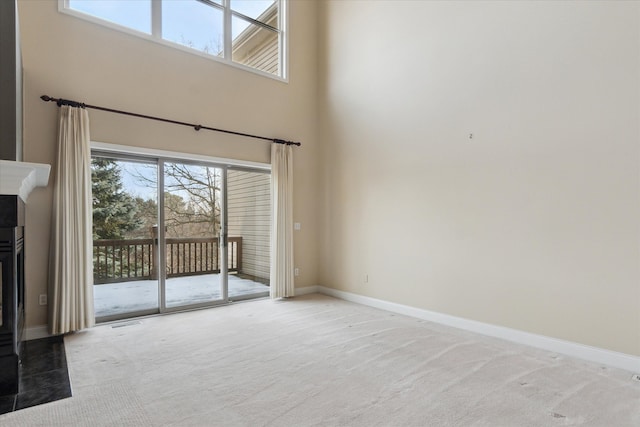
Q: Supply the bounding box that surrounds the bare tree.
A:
[163,163,220,237]
[129,163,221,238]
[179,34,223,56]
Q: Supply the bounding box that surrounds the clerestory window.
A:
[60,0,286,79]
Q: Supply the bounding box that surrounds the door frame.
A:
[91,142,271,322]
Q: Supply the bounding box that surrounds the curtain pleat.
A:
[270,144,295,298]
[48,105,94,335]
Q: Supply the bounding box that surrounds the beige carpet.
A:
[1,294,639,426]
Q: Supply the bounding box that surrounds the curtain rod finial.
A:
[41,95,53,102]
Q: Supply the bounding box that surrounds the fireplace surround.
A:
[0,160,50,395]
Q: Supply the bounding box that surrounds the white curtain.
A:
[48,105,94,335]
[270,143,295,298]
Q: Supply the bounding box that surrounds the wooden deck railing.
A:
[93,237,242,284]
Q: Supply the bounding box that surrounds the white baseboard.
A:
[25,325,51,341]
[316,286,640,374]
[295,285,319,296]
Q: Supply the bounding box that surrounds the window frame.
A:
[59,0,287,81]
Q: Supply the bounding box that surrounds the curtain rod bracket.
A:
[273,138,301,147]
[42,95,86,109]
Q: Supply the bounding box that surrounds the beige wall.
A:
[318,1,640,356]
[18,0,319,328]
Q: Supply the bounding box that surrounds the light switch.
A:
[294,222,301,230]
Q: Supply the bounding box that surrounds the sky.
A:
[117,159,220,208]
[68,0,276,55]
[119,161,158,200]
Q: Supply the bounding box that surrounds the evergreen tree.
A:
[91,158,141,240]
[124,196,159,239]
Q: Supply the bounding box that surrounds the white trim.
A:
[223,0,232,63]
[280,0,288,81]
[0,160,51,202]
[294,285,319,296]
[316,287,640,373]
[25,325,51,341]
[151,0,161,38]
[58,0,288,83]
[91,141,271,171]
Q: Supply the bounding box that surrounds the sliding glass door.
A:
[92,157,159,321]
[162,161,226,309]
[91,153,270,321]
[226,168,271,300]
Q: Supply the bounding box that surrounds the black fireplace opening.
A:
[0,195,25,396]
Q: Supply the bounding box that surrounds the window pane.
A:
[68,0,151,34]
[232,16,279,75]
[227,169,271,297]
[163,163,223,308]
[162,0,224,57]
[231,0,277,26]
[91,158,160,320]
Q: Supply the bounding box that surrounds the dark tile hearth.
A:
[0,336,71,415]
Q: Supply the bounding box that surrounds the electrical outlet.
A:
[39,294,47,306]
[632,374,640,382]
[294,268,299,276]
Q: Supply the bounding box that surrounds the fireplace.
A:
[0,195,25,394]
[0,161,50,395]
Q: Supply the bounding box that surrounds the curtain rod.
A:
[40,95,301,147]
